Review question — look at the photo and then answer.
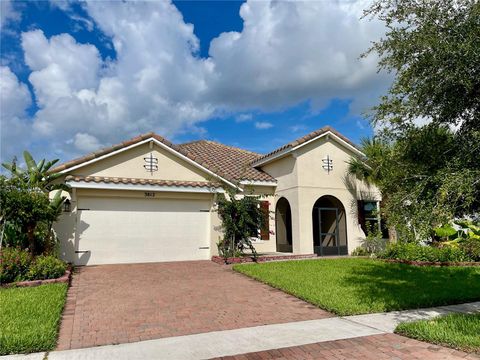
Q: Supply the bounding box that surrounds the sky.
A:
[0,0,391,165]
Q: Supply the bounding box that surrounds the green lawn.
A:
[233,258,480,315]
[0,283,68,355]
[396,313,480,353]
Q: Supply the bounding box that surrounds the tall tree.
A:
[364,0,480,136]
[352,0,480,241]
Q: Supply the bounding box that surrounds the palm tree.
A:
[1,151,70,253]
[2,151,68,193]
[347,138,390,186]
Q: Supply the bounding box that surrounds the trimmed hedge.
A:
[27,256,66,281]
[379,242,473,263]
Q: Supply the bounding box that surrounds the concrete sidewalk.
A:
[4,301,479,360]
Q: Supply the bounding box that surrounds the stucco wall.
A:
[77,142,209,182]
[209,187,277,256]
[260,136,381,255]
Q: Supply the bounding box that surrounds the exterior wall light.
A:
[63,199,71,212]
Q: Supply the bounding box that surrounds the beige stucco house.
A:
[53,126,381,265]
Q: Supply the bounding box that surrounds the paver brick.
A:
[57,261,331,350]
[210,334,479,360]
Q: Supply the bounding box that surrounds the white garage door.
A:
[75,196,211,265]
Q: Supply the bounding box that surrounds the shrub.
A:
[26,256,67,280]
[351,247,370,256]
[0,247,32,284]
[460,239,480,262]
[379,242,471,262]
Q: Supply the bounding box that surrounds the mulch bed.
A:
[382,259,480,267]
[212,254,317,265]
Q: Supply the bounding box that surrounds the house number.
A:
[144,192,155,198]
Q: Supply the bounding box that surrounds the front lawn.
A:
[233,258,480,315]
[396,313,480,353]
[0,283,68,355]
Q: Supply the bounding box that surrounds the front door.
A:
[313,207,346,256]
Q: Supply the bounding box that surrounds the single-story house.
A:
[53,126,381,265]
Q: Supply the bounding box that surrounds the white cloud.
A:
[73,133,102,152]
[290,124,308,133]
[255,121,273,130]
[235,113,253,122]
[19,2,214,158]
[0,0,21,29]
[22,30,101,107]
[3,0,391,163]
[0,66,32,163]
[207,0,389,113]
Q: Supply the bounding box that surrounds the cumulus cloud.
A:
[0,0,21,29]
[207,0,389,113]
[19,2,214,159]
[0,66,32,162]
[72,133,102,152]
[2,0,391,162]
[255,121,274,130]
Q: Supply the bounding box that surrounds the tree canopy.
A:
[350,0,480,241]
[365,0,480,136]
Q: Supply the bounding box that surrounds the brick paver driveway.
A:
[57,261,331,350]
[210,334,480,360]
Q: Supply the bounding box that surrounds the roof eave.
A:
[57,136,243,192]
[252,130,365,167]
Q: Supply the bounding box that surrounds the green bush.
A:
[460,239,480,262]
[0,247,32,284]
[26,256,67,280]
[351,247,370,256]
[379,242,471,262]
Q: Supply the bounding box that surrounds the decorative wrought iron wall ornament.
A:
[144,152,158,174]
[322,155,333,174]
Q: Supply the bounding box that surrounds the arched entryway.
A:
[312,195,347,256]
[275,197,292,252]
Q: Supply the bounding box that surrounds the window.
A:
[357,200,388,238]
[248,200,270,241]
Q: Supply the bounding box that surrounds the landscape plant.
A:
[1,151,69,254]
[0,248,33,284]
[26,255,67,281]
[216,188,267,260]
[348,0,480,242]
[0,178,58,254]
[379,243,471,263]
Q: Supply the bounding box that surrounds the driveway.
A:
[57,261,331,350]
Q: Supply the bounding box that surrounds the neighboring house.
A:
[53,126,381,265]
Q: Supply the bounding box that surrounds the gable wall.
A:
[74,143,209,182]
[294,137,352,188]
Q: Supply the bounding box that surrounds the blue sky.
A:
[0,0,388,163]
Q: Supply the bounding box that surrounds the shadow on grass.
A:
[340,260,480,312]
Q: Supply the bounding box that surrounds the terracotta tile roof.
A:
[65,175,218,189]
[252,126,363,165]
[54,126,357,184]
[178,140,276,183]
[53,132,275,184]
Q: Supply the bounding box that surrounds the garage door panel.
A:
[76,196,210,265]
